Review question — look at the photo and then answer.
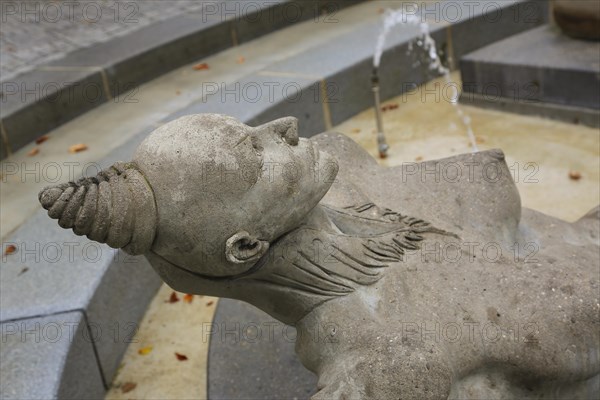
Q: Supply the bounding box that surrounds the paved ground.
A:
[0,0,206,81]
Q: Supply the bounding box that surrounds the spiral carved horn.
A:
[38,162,157,255]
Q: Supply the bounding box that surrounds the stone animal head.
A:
[39,114,338,277]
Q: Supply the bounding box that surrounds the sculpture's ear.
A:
[225,231,269,264]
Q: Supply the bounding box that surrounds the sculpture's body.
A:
[40,115,599,399]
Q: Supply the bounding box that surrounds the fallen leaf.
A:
[236,56,245,64]
[121,382,137,393]
[569,171,582,180]
[18,267,29,276]
[206,301,214,307]
[4,245,17,255]
[27,148,39,156]
[35,135,49,144]
[175,352,188,361]
[475,136,485,144]
[378,7,385,14]
[415,156,423,161]
[175,90,181,95]
[193,63,210,70]
[68,143,88,153]
[381,103,399,112]
[351,128,361,133]
[183,294,194,303]
[138,346,153,355]
[168,292,180,303]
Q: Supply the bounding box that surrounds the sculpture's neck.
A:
[235,201,440,324]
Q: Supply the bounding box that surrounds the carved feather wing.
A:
[256,203,454,299]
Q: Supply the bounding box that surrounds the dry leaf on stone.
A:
[68,143,88,153]
[206,301,214,306]
[18,267,29,276]
[4,244,17,255]
[183,294,194,303]
[175,352,188,361]
[168,292,180,303]
[138,346,153,355]
[35,135,49,144]
[569,171,582,180]
[27,148,39,156]
[237,56,245,64]
[193,63,210,70]
[121,382,137,393]
[351,128,361,133]
[415,156,423,161]
[381,103,399,112]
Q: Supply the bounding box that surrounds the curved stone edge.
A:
[0,1,549,398]
[0,0,365,160]
[0,311,105,400]
[207,299,318,400]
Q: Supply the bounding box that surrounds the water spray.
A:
[371,67,389,158]
[372,8,479,155]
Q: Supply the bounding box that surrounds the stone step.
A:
[0,0,364,159]
[460,24,600,127]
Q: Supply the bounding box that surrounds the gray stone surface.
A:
[450,0,549,61]
[0,1,207,82]
[460,24,600,122]
[167,73,327,137]
[0,208,162,387]
[44,14,232,98]
[1,67,107,158]
[461,92,600,128]
[208,298,317,400]
[1,1,366,158]
[261,16,447,127]
[39,114,600,398]
[0,311,105,399]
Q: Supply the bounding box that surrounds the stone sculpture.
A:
[40,114,599,399]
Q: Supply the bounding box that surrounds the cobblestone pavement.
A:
[0,0,210,82]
